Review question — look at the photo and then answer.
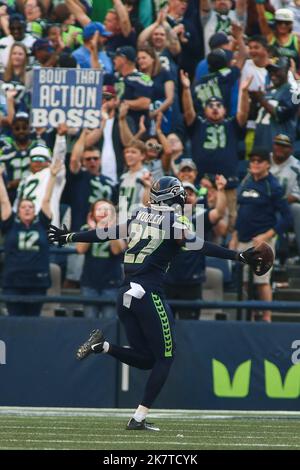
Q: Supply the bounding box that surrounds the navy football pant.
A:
[108,284,175,408]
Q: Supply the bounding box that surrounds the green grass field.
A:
[0,408,300,450]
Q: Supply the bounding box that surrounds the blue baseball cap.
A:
[32,38,54,53]
[114,46,136,62]
[83,21,112,40]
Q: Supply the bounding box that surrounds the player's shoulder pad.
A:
[173,214,192,231]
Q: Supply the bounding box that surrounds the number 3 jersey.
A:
[123,205,189,290]
[1,211,51,288]
[188,116,243,188]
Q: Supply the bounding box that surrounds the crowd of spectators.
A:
[0,0,299,322]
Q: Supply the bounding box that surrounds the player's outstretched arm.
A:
[184,231,274,276]
[48,224,127,246]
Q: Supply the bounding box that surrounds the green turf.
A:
[0,409,300,450]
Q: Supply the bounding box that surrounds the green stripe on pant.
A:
[151,293,173,358]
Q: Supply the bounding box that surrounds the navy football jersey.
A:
[66,170,116,231]
[254,83,298,148]
[192,66,240,116]
[115,71,153,130]
[164,208,213,286]
[188,116,243,187]
[1,211,51,288]
[123,206,191,289]
[80,225,123,291]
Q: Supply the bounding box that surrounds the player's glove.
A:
[48,224,74,246]
[238,243,274,276]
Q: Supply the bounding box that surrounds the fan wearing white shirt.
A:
[0,14,35,71]
[201,0,247,55]
[14,125,67,227]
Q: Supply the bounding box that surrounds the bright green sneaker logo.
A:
[264,360,300,398]
[212,359,251,397]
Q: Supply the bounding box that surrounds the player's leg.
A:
[108,298,155,369]
[126,290,175,431]
[135,291,175,407]
[77,285,155,369]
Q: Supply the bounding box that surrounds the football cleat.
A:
[126,418,160,432]
[76,329,105,360]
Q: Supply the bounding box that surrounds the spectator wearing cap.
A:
[0,112,47,202]
[192,50,237,117]
[14,126,67,228]
[176,158,198,185]
[164,175,227,320]
[181,70,252,232]
[201,0,247,56]
[81,84,129,183]
[230,147,292,322]
[72,21,113,73]
[113,45,153,132]
[251,56,299,148]
[270,133,300,256]
[193,22,248,116]
[256,4,300,69]
[194,31,233,80]
[0,14,35,71]
[32,38,59,67]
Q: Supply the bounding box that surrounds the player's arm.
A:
[174,219,273,276]
[48,223,129,246]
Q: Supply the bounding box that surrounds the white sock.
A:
[102,341,110,353]
[133,405,149,423]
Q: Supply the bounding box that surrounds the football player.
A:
[48,176,272,431]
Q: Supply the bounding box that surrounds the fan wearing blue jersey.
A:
[0,161,61,316]
[48,176,272,431]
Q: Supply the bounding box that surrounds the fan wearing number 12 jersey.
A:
[48,176,271,432]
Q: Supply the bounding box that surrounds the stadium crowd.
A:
[0,0,299,321]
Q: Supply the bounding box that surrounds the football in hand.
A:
[253,242,274,276]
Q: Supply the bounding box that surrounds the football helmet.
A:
[150,176,186,208]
